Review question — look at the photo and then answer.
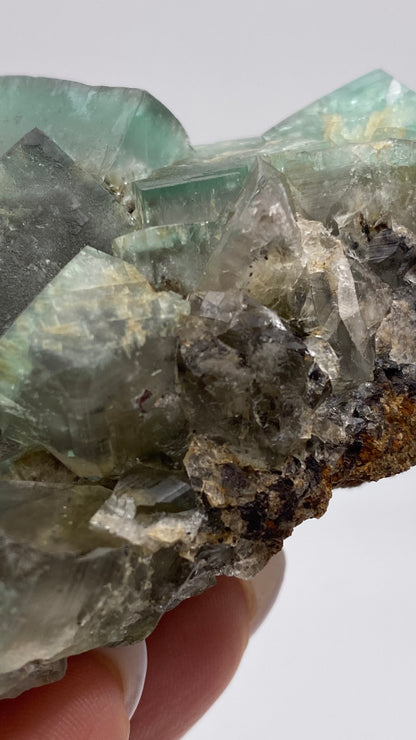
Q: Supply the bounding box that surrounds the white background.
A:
[2,1,416,738]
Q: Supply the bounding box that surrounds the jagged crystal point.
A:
[1,71,416,699]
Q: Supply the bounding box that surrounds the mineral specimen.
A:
[1,70,416,699]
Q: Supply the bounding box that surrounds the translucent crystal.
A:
[112,221,222,295]
[264,69,416,147]
[134,164,248,226]
[0,76,191,182]
[0,247,189,477]
[199,158,303,313]
[0,129,135,335]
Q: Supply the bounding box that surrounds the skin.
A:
[0,576,255,740]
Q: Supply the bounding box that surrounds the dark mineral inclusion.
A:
[1,70,416,699]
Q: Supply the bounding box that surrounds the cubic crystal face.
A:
[1,70,416,699]
[0,129,135,334]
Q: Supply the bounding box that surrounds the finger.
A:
[94,642,147,719]
[131,552,285,740]
[0,651,130,740]
[242,551,286,634]
[130,576,251,740]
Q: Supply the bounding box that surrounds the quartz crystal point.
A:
[1,70,416,699]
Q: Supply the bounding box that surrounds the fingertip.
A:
[93,641,147,719]
[131,575,251,740]
[240,550,286,634]
[0,651,130,740]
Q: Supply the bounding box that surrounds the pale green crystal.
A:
[0,76,191,181]
[0,247,189,478]
[143,70,416,188]
[264,69,416,146]
[135,164,248,226]
[0,480,159,677]
[2,71,416,701]
[112,221,222,295]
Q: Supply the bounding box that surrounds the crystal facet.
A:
[0,76,191,181]
[2,71,416,699]
[0,129,135,334]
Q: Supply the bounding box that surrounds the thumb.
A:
[0,650,133,740]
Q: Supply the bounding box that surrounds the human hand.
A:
[0,553,285,740]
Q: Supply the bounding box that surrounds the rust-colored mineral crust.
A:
[333,383,416,487]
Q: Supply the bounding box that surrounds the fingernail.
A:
[94,641,148,719]
[239,551,286,635]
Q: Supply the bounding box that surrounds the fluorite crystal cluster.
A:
[1,70,416,699]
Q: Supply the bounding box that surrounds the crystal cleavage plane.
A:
[1,70,416,698]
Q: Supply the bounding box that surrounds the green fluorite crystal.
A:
[2,70,416,699]
[263,68,416,145]
[0,246,189,478]
[0,129,135,334]
[0,76,191,181]
[112,221,222,295]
